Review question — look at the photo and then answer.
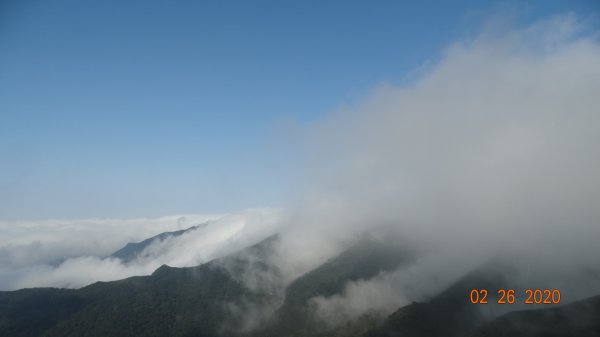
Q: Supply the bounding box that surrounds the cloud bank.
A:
[0,214,222,267]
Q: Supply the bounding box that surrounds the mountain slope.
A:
[471,294,600,337]
[360,259,600,337]
[363,260,511,337]
[0,288,84,337]
[256,234,414,337]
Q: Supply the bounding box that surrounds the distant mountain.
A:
[110,223,207,263]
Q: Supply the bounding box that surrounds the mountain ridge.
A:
[1,231,598,337]
[110,223,209,263]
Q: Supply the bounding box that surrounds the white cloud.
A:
[0,214,222,268]
[270,13,600,324]
[299,13,600,261]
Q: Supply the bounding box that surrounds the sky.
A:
[1,0,598,220]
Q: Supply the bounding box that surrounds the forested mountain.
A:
[1,233,598,337]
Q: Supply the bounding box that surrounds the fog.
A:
[272,13,600,324]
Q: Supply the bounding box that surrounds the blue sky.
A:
[0,0,597,219]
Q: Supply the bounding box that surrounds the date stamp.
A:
[469,289,561,305]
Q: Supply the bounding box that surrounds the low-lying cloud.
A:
[0,209,282,290]
[0,214,221,267]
